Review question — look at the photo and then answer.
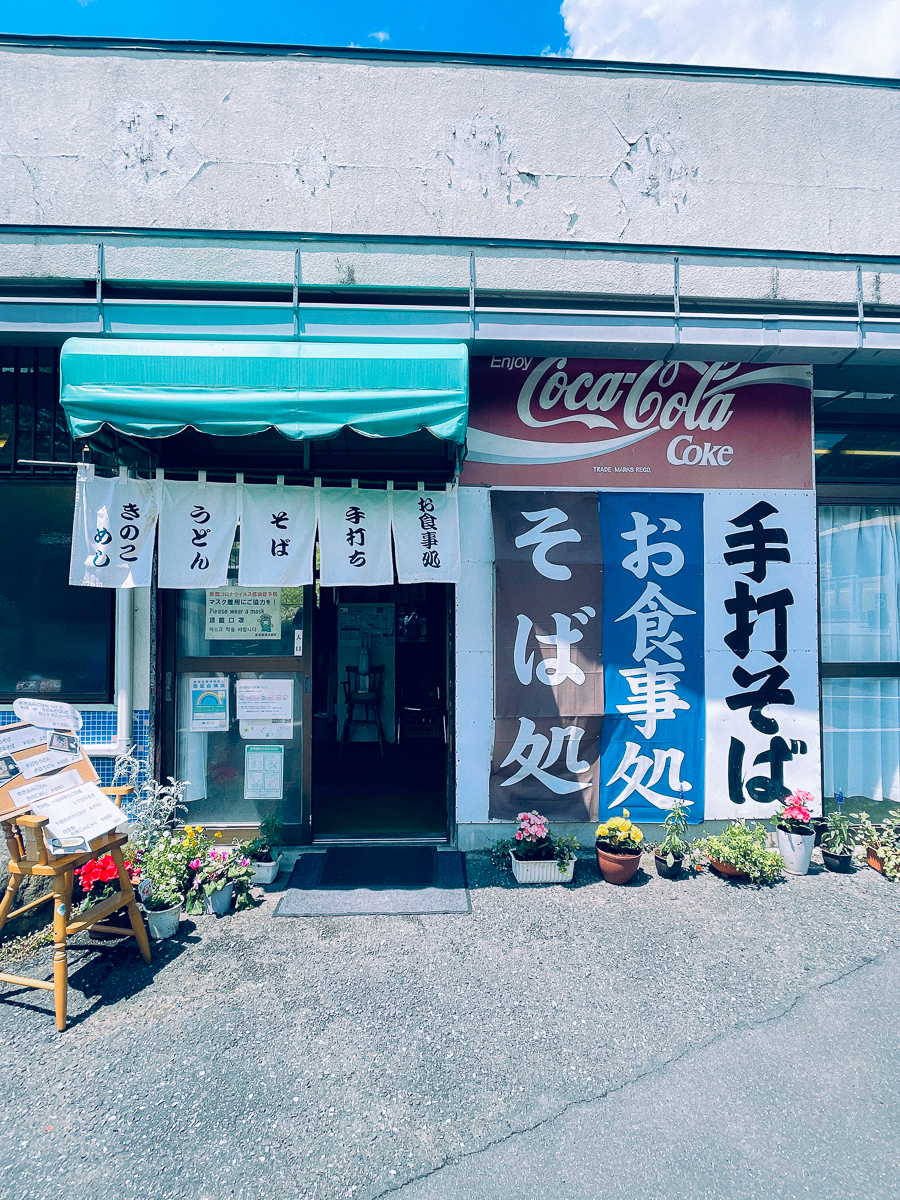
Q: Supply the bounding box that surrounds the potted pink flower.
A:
[495,810,579,884]
[186,845,256,916]
[771,790,817,875]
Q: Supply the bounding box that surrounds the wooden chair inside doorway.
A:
[340,664,386,756]
[0,813,151,1031]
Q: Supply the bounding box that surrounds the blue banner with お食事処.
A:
[598,493,705,824]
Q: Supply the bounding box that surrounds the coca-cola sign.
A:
[460,356,813,488]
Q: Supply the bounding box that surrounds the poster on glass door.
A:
[244,744,284,800]
[205,588,281,639]
[190,677,229,732]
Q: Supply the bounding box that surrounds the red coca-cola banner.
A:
[460,356,813,489]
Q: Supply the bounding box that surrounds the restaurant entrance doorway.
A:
[310,582,452,841]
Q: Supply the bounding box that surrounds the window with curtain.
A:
[819,505,900,814]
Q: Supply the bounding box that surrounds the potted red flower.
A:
[74,852,138,938]
[771,791,816,875]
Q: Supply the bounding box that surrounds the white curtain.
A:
[157,480,238,590]
[69,466,158,588]
[819,506,900,661]
[238,482,317,587]
[317,487,393,587]
[391,487,461,584]
[822,677,900,804]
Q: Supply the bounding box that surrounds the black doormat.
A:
[319,846,437,887]
[274,849,470,917]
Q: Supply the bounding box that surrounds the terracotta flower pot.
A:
[595,842,641,885]
[707,857,750,880]
[867,846,886,874]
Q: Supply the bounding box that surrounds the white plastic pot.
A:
[145,901,182,941]
[203,881,234,915]
[510,852,575,884]
[250,854,283,885]
[776,828,815,876]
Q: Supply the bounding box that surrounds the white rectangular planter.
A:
[510,852,575,884]
[250,854,283,885]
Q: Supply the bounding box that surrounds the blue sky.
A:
[1,1,898,76]
[0,0,571,58]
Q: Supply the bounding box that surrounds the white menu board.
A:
[29,780,125,846]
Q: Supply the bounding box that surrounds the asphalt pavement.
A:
[0,849,898,1200]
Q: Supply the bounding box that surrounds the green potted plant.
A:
[242,809,285,885]
[137,832,191,939]
[853,809,900,880]
[655,797,693,879]
[770,790,817,875]
[696,821,784,884]
[491,810,580,883]
[820,805,855,874]
[595,810,645,885]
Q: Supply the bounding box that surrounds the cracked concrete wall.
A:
[2,47,900,258]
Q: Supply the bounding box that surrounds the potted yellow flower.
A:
[595,810,644,885]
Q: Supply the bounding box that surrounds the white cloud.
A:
[561,0,900,77]
[368,30,390,43]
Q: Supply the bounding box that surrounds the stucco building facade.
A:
[1,34,898,845]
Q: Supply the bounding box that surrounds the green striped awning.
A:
[60,339,469,443]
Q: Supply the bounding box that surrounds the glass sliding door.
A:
[819,505,900,817]
[174,585,310,831]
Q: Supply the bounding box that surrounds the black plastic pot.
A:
[822,848,854,873]
[654,852,683,880]
[812,819,829,847]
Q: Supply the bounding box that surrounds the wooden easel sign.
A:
[0,698,151,1031]
[0,722,99,821]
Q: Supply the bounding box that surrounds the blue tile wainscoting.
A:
[0,709,151,788]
